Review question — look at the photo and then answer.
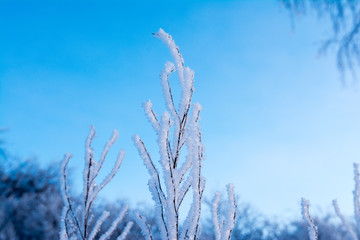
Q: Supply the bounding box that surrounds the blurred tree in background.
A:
[0,158,62,239]
[282,0,360,76]
[0,129,8,162]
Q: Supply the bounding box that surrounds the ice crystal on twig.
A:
[59,127,131,240]
[301,198,318,240]
[134,29,236,240]
[332,163,360,240]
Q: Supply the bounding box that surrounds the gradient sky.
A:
[2,0,360,221]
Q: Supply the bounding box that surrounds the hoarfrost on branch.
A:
[134,28,236,240]
[59,127,132,240]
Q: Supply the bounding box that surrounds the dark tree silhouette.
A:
[282,0,360,75]
[0,159,63,240]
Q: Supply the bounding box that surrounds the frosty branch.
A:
[134,28,236,240]
[301,198,318,240]
[332,163,360,240]
[133,28,204,240]
[212,184,237,240]
[59,126,132,240]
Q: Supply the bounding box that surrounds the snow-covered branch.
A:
[134,211,153,240]
[331,163,360,240]
[133,28,237,240]
[59,127,131,240]
[333,199,358,240]
[211,184,237,240]
[134,28,205,240]
[353,163,360,229]
[301,198,318,240]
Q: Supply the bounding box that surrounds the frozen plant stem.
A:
[134,28,205,240]
[333,199,358,240]
[332,163,360,240]
[134,28,236,240]
[59,126,132,240]
[301,198,318,240]
[212,184,237,240]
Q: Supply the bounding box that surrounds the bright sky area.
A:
[2,0,360,221]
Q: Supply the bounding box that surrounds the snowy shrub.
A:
[59,127,132,240]
[133,28,237,240]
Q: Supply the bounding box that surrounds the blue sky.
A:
[2,0,360,220]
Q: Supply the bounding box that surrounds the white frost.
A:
[301,198,318,240]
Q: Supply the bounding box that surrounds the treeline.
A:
[0,156,349,240]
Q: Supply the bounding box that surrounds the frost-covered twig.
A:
[301,198,318,240]
[332,163,360,240]
[134,211,153,240]
[89,211,110,240]
[134,28,205,240]
[212,192,222,240]
[117,222,134,240]
[135,28,238,240]
[59,127,131,240]
[99,206,131,240]
[212,184,237,240]
[333,199,358,240]
[353,163,360,230]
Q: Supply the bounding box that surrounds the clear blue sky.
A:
[1,0,360,220]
